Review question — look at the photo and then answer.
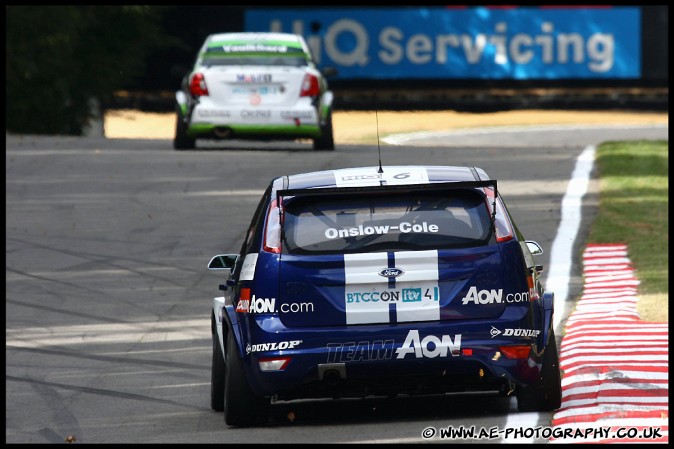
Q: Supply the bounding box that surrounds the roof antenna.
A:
[376,109,383,174]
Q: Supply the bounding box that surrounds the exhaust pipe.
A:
[213,127,232,138]
[323,370,341,387]
[318,363,346,386]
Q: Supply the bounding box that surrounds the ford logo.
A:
[378,268,405,278]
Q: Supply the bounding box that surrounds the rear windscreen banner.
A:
[244,7,641,80]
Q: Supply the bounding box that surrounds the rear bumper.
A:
[187,122,321,140]
[235,314,546,399]
[271,358,517,401]
[190,97,319,126]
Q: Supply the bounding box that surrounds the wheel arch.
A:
[212,298,242,360]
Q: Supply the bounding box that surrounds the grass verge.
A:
[587,140,669,322]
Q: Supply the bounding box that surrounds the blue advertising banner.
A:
[245,7,641,80]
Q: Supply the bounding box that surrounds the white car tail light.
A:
[189,73,209,97]
[299,74,320,97]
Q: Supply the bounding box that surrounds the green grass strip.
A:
[588,140,668,319]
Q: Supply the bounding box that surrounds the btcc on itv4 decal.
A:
[174,32,337,151]
[207,165,561,427]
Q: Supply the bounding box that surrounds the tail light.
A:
[263,198,282,253]
[259,357,291,371]
[189,73,209,97]
[484,188,514,243]
[300,74,320,97]
[499,345,532,359]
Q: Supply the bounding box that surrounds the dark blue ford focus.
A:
[208,165,561,426]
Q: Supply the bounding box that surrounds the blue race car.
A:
[208,165,561,426]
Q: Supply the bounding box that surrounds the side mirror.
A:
[525,241,544,255]
[208,254,239,272]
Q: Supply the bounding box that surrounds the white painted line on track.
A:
[545,145,595,332]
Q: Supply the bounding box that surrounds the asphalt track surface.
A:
[5,124,667,443]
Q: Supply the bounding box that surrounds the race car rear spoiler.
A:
[277,180,499,228]
[277,180,497,199]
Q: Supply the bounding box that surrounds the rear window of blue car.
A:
[282,190,492,254]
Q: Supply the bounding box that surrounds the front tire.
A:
[173,105,196,150]
[313,110,334,151]
[224,333,270,427]
[516,329,562,412]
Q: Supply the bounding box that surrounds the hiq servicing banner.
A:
[245,7,641,79]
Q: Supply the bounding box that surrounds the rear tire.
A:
[210,316,225,412]
[516,329,562,412]
[173,106,196,150]
[224,333,270,427]
[313,110,334,151]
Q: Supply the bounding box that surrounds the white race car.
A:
[174,32,336,150]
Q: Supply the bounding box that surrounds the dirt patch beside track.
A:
[104,109,668,144]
